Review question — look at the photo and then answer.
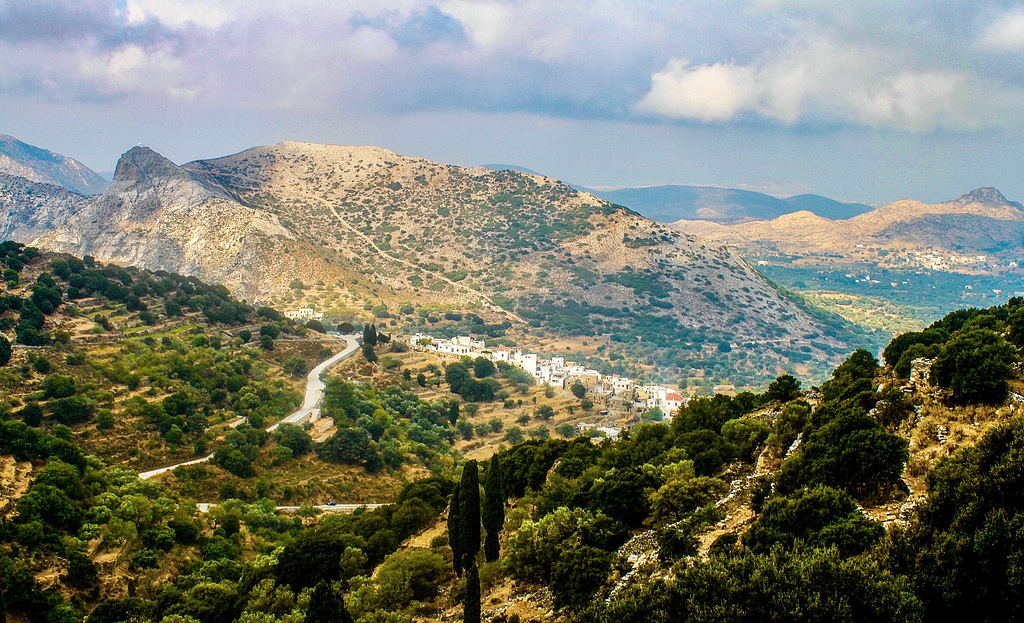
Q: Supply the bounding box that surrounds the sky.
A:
[3,0,1024,204]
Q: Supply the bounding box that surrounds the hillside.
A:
[671,187,1024,258]
[0,241,1022,622]
[586,184,873,223]
[0,134,108,195]
[0,141,867,383]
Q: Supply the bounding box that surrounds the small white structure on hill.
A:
[284,308,324,321]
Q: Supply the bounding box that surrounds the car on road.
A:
[326,500,337,506]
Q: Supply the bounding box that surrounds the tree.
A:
[448,401,460,426]
[363,323,378,347]
[238,329,252,343]
[446,362,471,394]
[50,396,95,424]
[0,335,10,366]
[473,356,496,378]
[448,483,464,577]
[763,374,801,403]
[464,562,481,623]
[283,357,309,377]
[306,580,353,623]
[930,327,1018,405]
[776,409,908,499]
[361,342,378,363]
[570,382,587,399]
[744,485,884,556]
[43,374,76,399]
[459,460,481,569]
[260,334,274,350]
[887,417,1024,621]
[482,455,505,562]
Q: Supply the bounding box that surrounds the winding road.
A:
[138,334,361,480]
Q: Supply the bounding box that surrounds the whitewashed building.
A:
[284,308,324,321]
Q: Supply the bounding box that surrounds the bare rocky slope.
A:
[2,141,863,378]
[0,134,108,195]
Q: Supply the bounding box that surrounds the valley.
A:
[0,135,1023,623]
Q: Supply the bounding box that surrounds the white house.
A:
[284,308,324,321]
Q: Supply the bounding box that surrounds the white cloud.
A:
[125,0,237,28]
[79,43,197,99]
[441,0,511,48]
[635,36,1024,132]
[978,8,1024,52]
[636,59,759,122]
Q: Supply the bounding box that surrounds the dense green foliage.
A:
[316,379,457,472]
[887,417,1024,621]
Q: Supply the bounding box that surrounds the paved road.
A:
[139,334,361,480]
[267,334,359,432]
[197,502,385,514]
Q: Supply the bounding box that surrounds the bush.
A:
[930,328,1018,405]
[744,485,884,556]
[283,357,309,377]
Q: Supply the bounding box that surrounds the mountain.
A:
[586,184,873,223]
[671,188,1024,258]
[0,173,91,242]
[783,193,875,220]
[0,134,108,195]
[34,146,295,301]
[1,141,862,379]
[482,163,544,176]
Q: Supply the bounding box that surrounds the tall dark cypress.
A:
[459,459,481,569]
[362,323,378,346]
[464,561,481,623]
[448,483,464,577]
[482,454,505,562]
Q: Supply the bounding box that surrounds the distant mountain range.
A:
[0,135,861,378]
[582,184,875,223]
[0,134,108,195]
[671,187,1024,258]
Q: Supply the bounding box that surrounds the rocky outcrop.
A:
[32,146,294,301]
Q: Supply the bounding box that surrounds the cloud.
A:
[4,0,1024,136]
[125,0,236,29]
[636,35,1024,132]
[978,8,1024,51]
[350,5,467,50]
[441,1,511,48]
[637,60,759,122]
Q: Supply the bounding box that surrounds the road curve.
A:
[267,334,360,432]
[139,334,361,480]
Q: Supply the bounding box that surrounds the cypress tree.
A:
[448,483,464,577]
[482,454,505,562]
[448,401,460,426]
[459,459,481,569]
[362,323,378,347]
[464,561,481,623]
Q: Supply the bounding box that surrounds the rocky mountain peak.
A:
[955,187,1019,208]
[113,146,186,184]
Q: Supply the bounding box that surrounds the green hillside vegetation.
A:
[197,149,865,386]
[1,240,1023,622]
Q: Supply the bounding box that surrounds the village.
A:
[407,333,689,438]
